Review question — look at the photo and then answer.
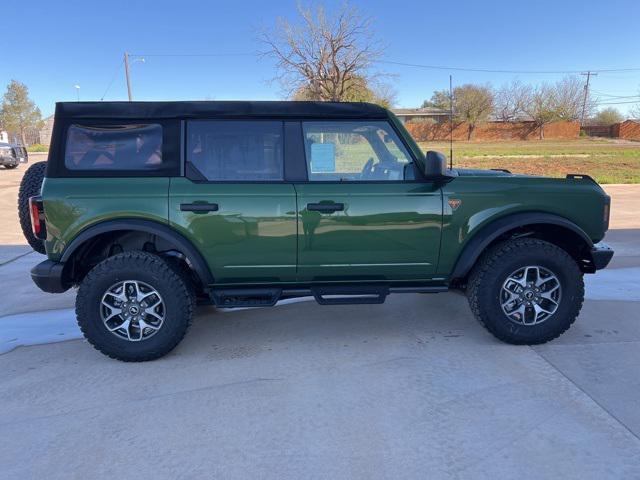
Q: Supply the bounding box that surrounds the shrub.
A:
[27,143,48,152]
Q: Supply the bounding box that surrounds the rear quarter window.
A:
[64,124,164,171]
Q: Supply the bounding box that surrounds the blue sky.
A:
[5,0,640,117]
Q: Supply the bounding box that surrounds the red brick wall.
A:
[612,120,640,141]
[405,120,580,142]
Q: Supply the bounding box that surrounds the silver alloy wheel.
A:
[500,265,562,326]
[100,280,165,341]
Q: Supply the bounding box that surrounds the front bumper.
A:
[591,242,614,270]
[31,260,70,293]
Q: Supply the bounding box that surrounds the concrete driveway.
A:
[1,176,639,479]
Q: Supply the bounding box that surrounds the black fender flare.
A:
[60,219,214,286]
[450,212,593,280]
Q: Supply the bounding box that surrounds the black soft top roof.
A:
[55,100,390,120]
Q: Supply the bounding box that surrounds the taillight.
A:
[29,196,45,239]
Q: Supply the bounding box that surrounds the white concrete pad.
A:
[1,296,639,479]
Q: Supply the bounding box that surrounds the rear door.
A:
[295,120,442,282]
[169,120,297,285]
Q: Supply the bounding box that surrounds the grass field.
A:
[419,138,640,184]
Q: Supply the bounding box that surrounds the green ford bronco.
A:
[27,101,613,361]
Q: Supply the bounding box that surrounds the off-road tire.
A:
[18,161,47,254]
[76,251,195,361]
[467,238,584,345]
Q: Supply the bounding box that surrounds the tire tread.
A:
[467,238,584,345]
[76,251,195,361]
[17,161,47,254]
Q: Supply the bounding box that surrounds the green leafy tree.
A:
[0,80,43,145]
[293,75,396,107]
[453,84,494,140]
[421,90,450,110]
[422,85,494,139]
[593,107,623,125]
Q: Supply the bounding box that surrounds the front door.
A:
[295,120,442,282]
[169,120,297,285]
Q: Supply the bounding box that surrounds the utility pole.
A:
[580,71,597,126]
[124,52,133,101]
[449,74,454,170]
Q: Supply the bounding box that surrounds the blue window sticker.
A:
[310,143,336,173]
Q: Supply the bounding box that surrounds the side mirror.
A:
[420,150,449,178]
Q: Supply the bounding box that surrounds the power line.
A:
[100,59,125,101]
[128,53,640,75]
[591,91,640,99]
[596,100,640,105]
[378,60,640,74]
[130,53,254,58]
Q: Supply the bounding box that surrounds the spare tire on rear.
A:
[18,161,47,254]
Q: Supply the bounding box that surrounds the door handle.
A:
[306,202,344,213]
[180,203,219,213]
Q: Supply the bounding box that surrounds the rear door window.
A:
[186,120,284,181]
[64,124,163,171]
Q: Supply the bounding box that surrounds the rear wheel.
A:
[76,251,195,361]
[467,238,584,344]
[18,161,47,253]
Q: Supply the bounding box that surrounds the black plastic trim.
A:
[60,219,214,286]
[180,203,218,212]
[450,212,594,279]
[312,285,389,305]
[590,242,614,270]
[566,173,598,185]
[284,121,308,182]
[307,202,344,213]
[31,260,70,293]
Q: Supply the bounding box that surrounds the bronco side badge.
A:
[448,198,462,211]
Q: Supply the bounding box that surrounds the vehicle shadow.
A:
[174,292,496,361]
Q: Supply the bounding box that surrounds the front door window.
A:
[302,121,414,182]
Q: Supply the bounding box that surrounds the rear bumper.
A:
[591,242,614,270]
[0,156,19,166]
[31,260,70,293]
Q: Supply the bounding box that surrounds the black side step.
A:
[211,288,282,308]
[312,285,389,305]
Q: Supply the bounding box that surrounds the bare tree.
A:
[494,80,529,121]
[453,84,494,140]
[522,83,558,139]
[554,76,589,121]
[260,3,384,102]
[523,76,589,139]
[631,92,640,119]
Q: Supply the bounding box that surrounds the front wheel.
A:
[467,238,584,345]
[4,164,18,169]
[76,251,195,361]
